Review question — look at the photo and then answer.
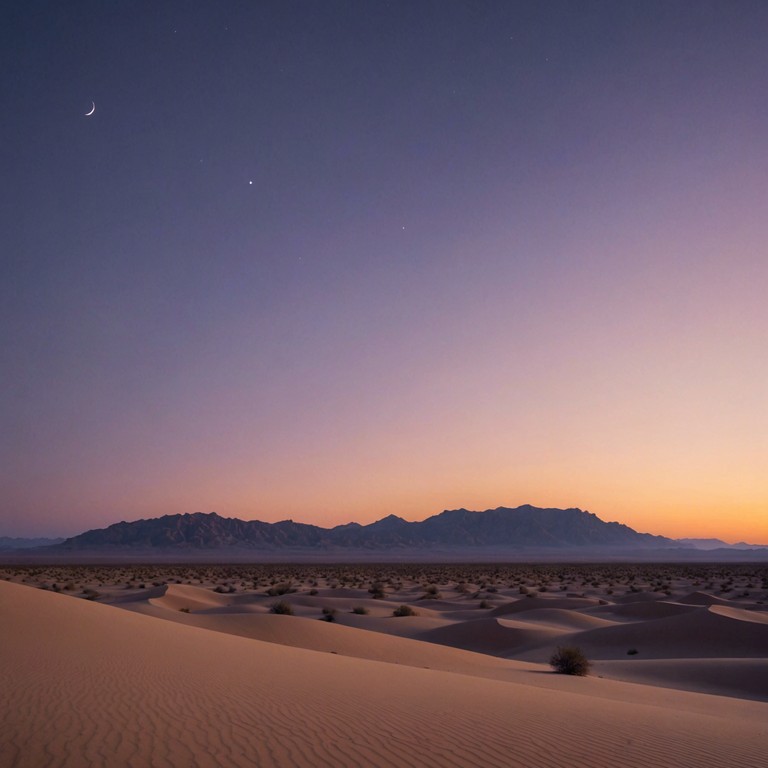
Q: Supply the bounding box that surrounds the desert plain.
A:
[1,562,767,767]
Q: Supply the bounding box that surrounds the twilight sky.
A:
[2,1,767,541]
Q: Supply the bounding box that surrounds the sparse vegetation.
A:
[368,581,386,599]
[550,646,591,676]
[351,606,369,615]
[393,605,417,617]
[270,600,293,615]
[266,582,295,596]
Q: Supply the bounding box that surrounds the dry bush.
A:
[550,646,591,676]
[270,600,293,615]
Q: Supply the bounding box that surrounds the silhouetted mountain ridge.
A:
[53,505,679,551]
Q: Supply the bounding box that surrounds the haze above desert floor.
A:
[2,562,767,767]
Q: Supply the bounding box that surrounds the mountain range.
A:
[5,505,765,562]
[52,505,677,552]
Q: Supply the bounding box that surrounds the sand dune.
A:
[345,614,456,638]
[3,580,768,768]
[508,607,618,631]
[612,591,669,604]
[677,591,743,606]
[490,595,602,616]
[124,600,522,676]
[589,600,701,621]
[419,616,575,654]
[709,604,768,624]
[149,583,240,611]
[596,658,768,702]
[520,605,768,661]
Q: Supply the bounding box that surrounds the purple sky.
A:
[2,1,767,541]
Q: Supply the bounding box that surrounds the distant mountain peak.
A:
[373,513,408,524]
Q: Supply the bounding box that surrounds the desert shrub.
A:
[393,605,417,617]
[549,646,591,676]
[309,588,318,596]
[82,589,101,601]
[368,582,386,599]
[627,648,639,655]
[267,582,295,596]
[270,600,293,615]
[321,607,337,622]
[479,599,490,609]
[351,606,369,615]
[179,607,190,613]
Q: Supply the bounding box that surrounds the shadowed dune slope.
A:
[2,581,767,768]
[490,596,602,616]
[677,591,745,606]
[541,606,768,660]
[588,601,701,621]
[418,616,572,655]
[595,659,768,703]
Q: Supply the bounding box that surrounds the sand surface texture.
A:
[2,564,767,767]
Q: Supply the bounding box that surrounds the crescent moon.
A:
[85,102,95,116]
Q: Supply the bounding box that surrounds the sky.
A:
[2,1,767,542]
